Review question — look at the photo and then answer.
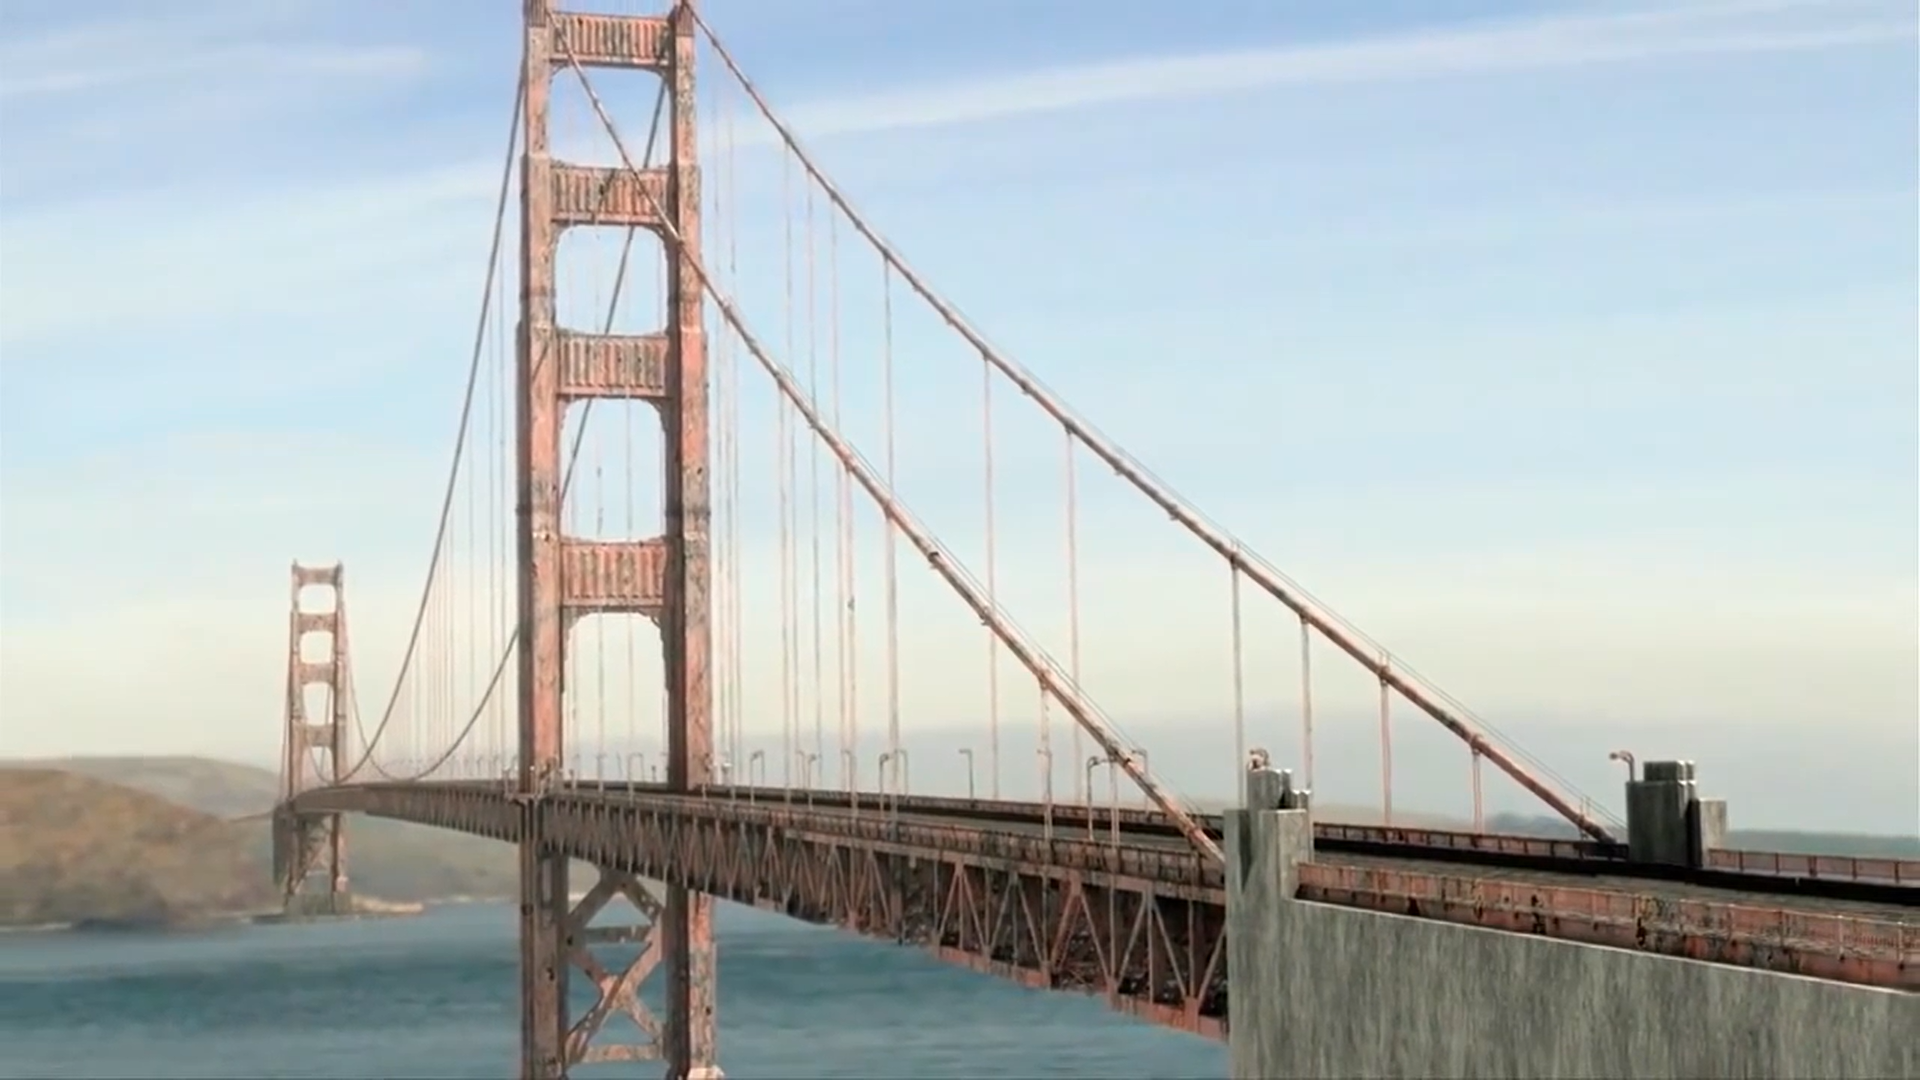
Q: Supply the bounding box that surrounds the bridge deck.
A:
[283,781,1917,1039]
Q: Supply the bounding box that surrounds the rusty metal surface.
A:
[1296,860,1919,991]
[277,562,351,914]
[298,781,1229,1037]
[559,539,666,616]
[509,3,721,1076]
[295,780,1917,1029]
[554,329,668,400]
[1709,847,1920,886]
[550,162,669,228]
[550,10,671,69]
[1310,821,1620,862]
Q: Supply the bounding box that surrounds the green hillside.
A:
[0,769,277,928]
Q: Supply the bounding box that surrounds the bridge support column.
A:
[1624,759,1728,869]
[1223,772,1313,1080]
[514,0,718,1073]
[276,561,355,918]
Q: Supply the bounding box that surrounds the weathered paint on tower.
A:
[514,1,717,1076]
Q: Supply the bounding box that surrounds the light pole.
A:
[1084,755,1108,841]
[840,749,858,809]
[1129,747,1149,807]
[749,749,766,802]
[626,752,647,787]
[800,752,820,806]
[1608,749,1637,783]
[958,747,976,800]
[1037,746,1055,842]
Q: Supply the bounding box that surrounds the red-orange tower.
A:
[273,561,353,916]
[515,1,717,1076]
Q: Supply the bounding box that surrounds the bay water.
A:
[0,902,1223,1077]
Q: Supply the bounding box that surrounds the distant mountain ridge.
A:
[0,768,276,928]
[3,756,527,910]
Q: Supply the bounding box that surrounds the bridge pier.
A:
[276,561,354,918]
[1225,761,1916,1078]
[271,806,354,917]
[512,0,719,1073]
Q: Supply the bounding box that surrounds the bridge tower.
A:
[515,1,717,1077]
[272,561,354,917]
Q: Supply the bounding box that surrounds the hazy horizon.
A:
[10,711,1915,839]
[1,2,1914,839]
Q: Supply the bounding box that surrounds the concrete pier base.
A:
[1225,790,1915,1078]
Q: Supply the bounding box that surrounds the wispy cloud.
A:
[0,2,427,102]
[0,42,426,101]
[767,0,1914,142]
[0,0,1910,793]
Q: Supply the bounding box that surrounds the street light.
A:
[958,748,976,801]
[1037,746,1055,842]
[800,752,820,806]
[840,749,858,811]
[1608,750,1637,783]
[1129,747,1149,807]
[1084,756,1109,841]
[626,752,647,788]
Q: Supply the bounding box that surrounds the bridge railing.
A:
[1706,848,1919,886]
[1297,861,1919,991]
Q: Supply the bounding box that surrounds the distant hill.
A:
[0,769,276,928]
[12,756,525,904]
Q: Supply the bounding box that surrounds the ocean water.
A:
[0,902,1224,1078]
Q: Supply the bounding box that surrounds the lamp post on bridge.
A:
[1085,756,1113,842]
[1608,750,1637,783]
[749,750,766,802]
[878,749,911,805]
[799,751,819,806]
[1130,747,1149,807]
[1037,746,1055,842]
[625,752,646,789]
[840,749,858,812]
[958,748,976,800]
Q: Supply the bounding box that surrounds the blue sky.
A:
[0,0,1914,831]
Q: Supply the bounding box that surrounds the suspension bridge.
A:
[269,3,1918,1077]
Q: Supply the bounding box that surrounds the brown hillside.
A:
[18,755,529,902]
[0,768,276,927]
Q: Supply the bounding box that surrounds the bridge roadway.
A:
[288,779,1918,1038]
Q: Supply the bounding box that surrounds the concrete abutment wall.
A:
[1225,803,1916,1078]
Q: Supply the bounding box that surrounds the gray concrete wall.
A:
[1226,808,1918,1079]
